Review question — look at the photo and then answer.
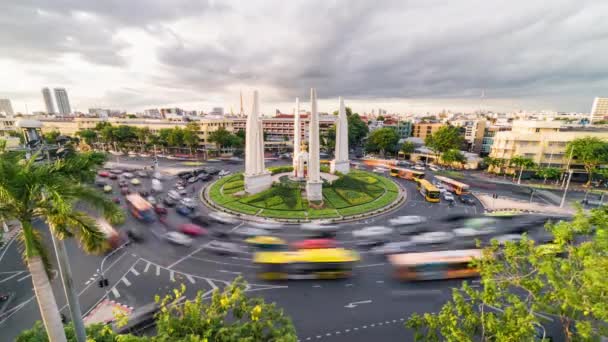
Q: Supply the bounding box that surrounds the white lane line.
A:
[355,263,386,268]
[229,256,251,261]
[170,270,175,282]
[345,283,353,287]
[312,285,322,288]
[155,264,160,276]
[130,268,140,276]
[111,288,120,298]
[17,274,32,282]
[0,271,24,283]
[122,277,131,286]
[218,270,242,275]
[188,256,259,269]
[0,235,17,264]
[167,244,206,269]
[186,274,196,284]
[144,262,151,273]
[376,280,384,284]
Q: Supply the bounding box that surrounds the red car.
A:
[292,238,337,250]
[154,204,168,215]
[98,171,110,177]
[178,224,207,236]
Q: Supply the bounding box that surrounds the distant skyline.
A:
[1,1,607,114]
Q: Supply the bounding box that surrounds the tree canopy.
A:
[407,208,608,341]
[400,141,416,155]
[424,126,464,156]
[331,108,368,149]
[366,127,400,156]
[441,149,467,167]
[566,137,608,185]
[208,127,243,150]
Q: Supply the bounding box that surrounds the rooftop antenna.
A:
[239,90,244,116]
[480,89,485,114]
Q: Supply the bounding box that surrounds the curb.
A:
[83,299,134,324]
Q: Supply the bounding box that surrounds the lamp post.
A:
[560,169,574,208]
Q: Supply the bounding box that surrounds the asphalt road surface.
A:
[0,157,568,341]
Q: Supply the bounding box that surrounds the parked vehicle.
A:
[109,174,118,180]
[167,190,181,200]
[103,185,112,193]
[218,170,231,177]
[98,171,110,177]
[136,170,148,178]
[95,180,106,188]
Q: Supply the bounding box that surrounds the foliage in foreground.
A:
[18,278,297,342]
[406,208,608,341]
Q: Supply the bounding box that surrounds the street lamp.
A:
[97,241,131,296]
[560,169,574,208]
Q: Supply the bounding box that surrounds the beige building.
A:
[590,97,608,124]
[412,122,445,139]
[489,120,608,170]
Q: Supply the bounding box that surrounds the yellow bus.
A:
[253,248,360,280]
[417,179,440,202]
[388,249,482,281]
[389,167,425,181]
[434,175,470,195]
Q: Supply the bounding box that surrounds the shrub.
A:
[268,166,294,175]
[335,188,373,205]
[224,179,244,191]
[261,209,307,219]
[323,188,350,208]
[222,201,260,215]
[320,165,330,173]
[308,208,340,219]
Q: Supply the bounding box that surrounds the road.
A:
[0,157,564,341]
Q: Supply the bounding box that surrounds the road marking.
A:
[312,285,322,288]
[188,256,259,269]
[186,274,196,284]
[345,300,372,308]
[144,262,151,273]
[229,256,251,261]
[345,283,353,287]
[218,270,242,275]
[391,289,444,296]
[376,280,384,284]
[130,268,140,276]
[17,274,32,282]
[0,235,17,264]
[111,288,120,298]
[156,265,160,276]
[122,277,131,286]
[0,271,24,283]
[170,270,175,282]
[355,263,385,268]
[167,244,206,269]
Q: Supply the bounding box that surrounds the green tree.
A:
[17,321,119,342]
[425,126,464,161]
[93,122,112,132]
[208,127,235,150]
[43,130,61,144]
[157,128,173,149]
[399,141,416,160]
[167,127,184,148]
[536,167,562,184]
[75,129,97,146]
[0,152,124,341]
[348,113,369,149]
[407,208,608,341]
[366,127,399,157]
[8,130,25,144]
[509,155,535,184]
[182,129,199,154]
[566,137,608,186]
[441,149,467,168]
[483,157,506,173]
[322,125,336,151]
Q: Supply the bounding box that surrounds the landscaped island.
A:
[207,167,401,221]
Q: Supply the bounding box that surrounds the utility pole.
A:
[561,149,574,189]
[560,169,573,208]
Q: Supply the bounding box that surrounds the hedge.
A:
[337,190,399,216]
[261,209,307,219]
[308,208,340,219]
[268,166,294,175]
[222,201,260,215]
[322,188,350,208]
[335,188,373,205]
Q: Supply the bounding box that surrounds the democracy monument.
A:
[205,88,403,221]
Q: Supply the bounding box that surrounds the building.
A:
[462,120,487,153]
[53,88,71,115]
[489,120,608,171]
[42,88,55,114]
[0,99,14,116]
[383,119,412,139]
[480,125,512,156]
[590,97,608,124]
[209,107,224,116]
[412,122,445,139]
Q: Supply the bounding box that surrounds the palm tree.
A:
[0,152,124,341]
[509,155,536,184]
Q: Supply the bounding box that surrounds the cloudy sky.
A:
[1,0,607,115]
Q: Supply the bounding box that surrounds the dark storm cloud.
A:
[155,0,608,109]
[0,0,223,66]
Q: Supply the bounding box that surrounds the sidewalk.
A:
[475,192,575,215]
[468,172,603,193]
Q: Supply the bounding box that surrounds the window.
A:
[535,128,540,132]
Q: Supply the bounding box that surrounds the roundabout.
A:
[204,166,405,222]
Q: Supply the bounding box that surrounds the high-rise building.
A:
[0,99,14,116]
[590,97,608,124]
[42,87,55,114]
[53,88,71,115]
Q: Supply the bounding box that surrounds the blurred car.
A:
[443,192,455,202]
[231,227,269,238]
[98,171,110,177]
[123,172,134,179]
[248,221,283,230]
[110,169,123,175]
[245,236,286,249]
[126,228,145,243]
[109,174,118,180]
[139,191,150,197]
[292,238,336,250]
[103,185,112,193]
[355,239,387,250]
[0,292,10,302]
[187,176,198,184]
[190,214,213,227]
[453,226,497,238]
[177,171,193,179]
[153,171,162,180]
[167,190,181,201]
[178,188,188,196]
[218,170,231,177]
[136,170,148,178]
[352,226,393,238]
[120,186,130,195]
[388,215,426,226]
[197,173,211,182]
[493,234,524,245]
[179,223,207,236]
[459,194,475,205]
[112,197,121,204]
[151,179,163,193]
[429,165,440,172]
[113,297,185,334]
[209,211,239,224]
[118,180,129,187]
[413,165,425,171]
[410,231,454,245]
[154,204,168,215]
[205,167,220,175]
[146,196,157,205]
[180,198,197,209]
[130,178,141,185]
[397,224,428,235]
[163,231,193,246]
[175,205,192,216]
[163,197,177,207]
[95,180,106,188]
[372,167,388,174]
[370,241,414,255]
[203,240,244,255]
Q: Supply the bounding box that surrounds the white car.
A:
[453,227,496,237]
[352,226,394,238]
[122,172,134,179]
[218,170,231,177]
[163,232,193,246]
[151,179,163,192]
[493,234,524,245]
[146,196,157,205]
[203,240,246,256]
[388,216,426,226]
[370,241,413,255]
[372,167,388,174]
[231,227,269,238]
[443,192,455,202]
[209,211,239,224]
[410,231,454,245]
[180,198,197,209]
[167,190,181,200]
[429,165,440,172]
[248,221,284,230]
[153,171,163,180]
[413,165,425,171]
